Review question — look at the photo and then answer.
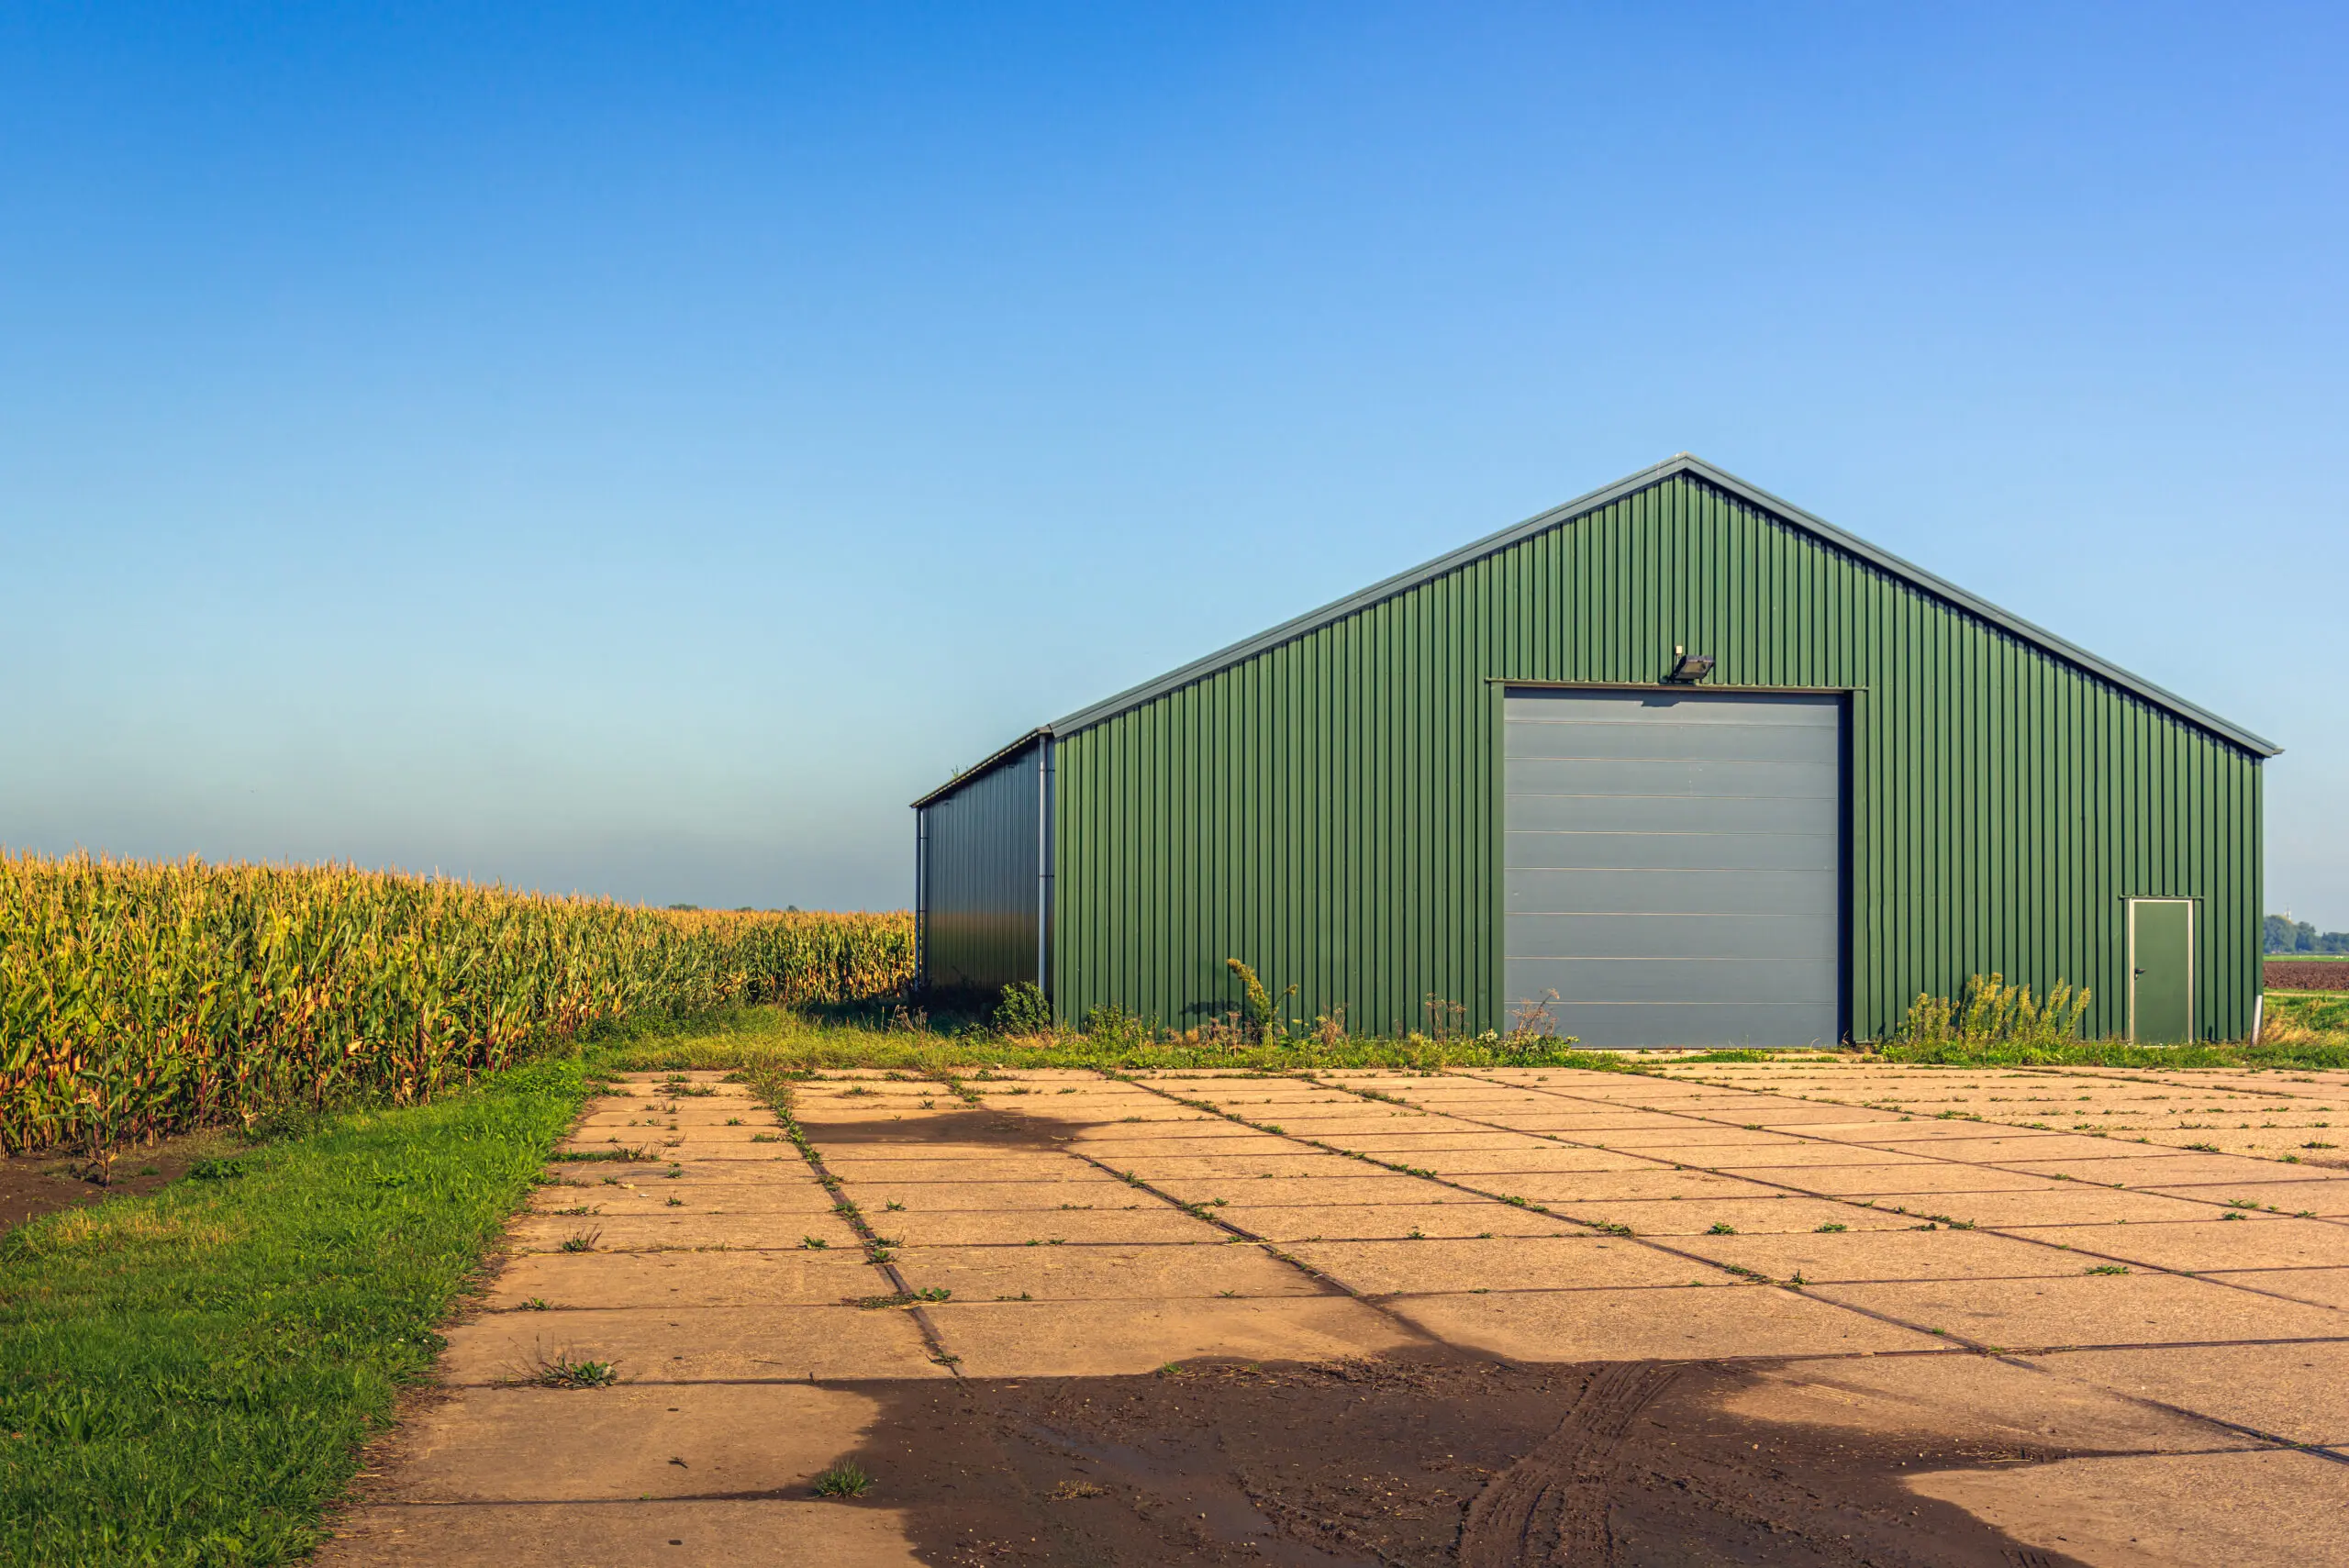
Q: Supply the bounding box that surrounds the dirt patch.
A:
[2266,962,2349,990]
[828,1351,2098,1565]
[0,1129,236,1236]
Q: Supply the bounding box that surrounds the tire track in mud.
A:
[1457,1360,1679,1567]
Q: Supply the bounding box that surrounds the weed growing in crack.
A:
[813,1461,873,1498]
[529,1351,619,1388]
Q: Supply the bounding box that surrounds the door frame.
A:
[2125,896,2197,1043]
[1490,681,1854,1047]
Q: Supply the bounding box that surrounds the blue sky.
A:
[4,3,2343,920]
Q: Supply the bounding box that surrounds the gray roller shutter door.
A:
[1504,689,1842,1048]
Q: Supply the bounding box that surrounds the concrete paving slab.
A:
[1285,1236,1712,1295]
[1669,1226,2082,1283]
[2136,1179,2349,1214]
[1400,1150,1666,1176]
[2035,1341,2349,1446]
[440,1305,951,1385]
[321,1500,923,1567]
[355,1383,885,1501]
[1866,1133,2159,1162]
[1496,1169,1794,1203]
[1714,1162,2064,1195]
[1809,1273,2348,1349]
[1213,1202,1577,1241]
[2199,1267,2349,1309]
[575,1109,769,1132]
[1307,1131,1565,1151]
[1074,1153,1384,1179]
[1721,1350,2216,1451]
[1657,1142,1947,1170]
[1907,1449,2349,1568]
[532,1184,838,1217]
[489,1251,892,1309]
[1564,1127,1820,1151]
[1537,1195,1904,1234]
[509,1212,862,1253]
[873,1208,1214,1245]
[925,1296,1418,1376]
[2000,1218,2349,1273]
[1137,1173,1459,1206]
[1390,1281,1946,1361]
[827,1178,1154,1212]
[2000,1153,2302,1186]
[1897,1188,2223,1227]
[1790,1122,2082,1146]
[1067,1131,1313,1157]
[887,1241,1322,1301]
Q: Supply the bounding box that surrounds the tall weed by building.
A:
[1891,973,2091,1047]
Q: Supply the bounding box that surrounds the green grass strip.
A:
[592,1000,2349,1078]
[594,1012,1648,1074]
[0,1059,587,1566]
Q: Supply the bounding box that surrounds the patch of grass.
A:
[0,1058,586,1565]
[812,1460,873,1498]
[2084,1263,2132,1275]
[590,1006,1636,1074]
[528,1349,620,1387]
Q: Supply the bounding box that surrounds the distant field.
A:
[2266,959,2349,991]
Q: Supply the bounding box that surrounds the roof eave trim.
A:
[908,727,1050,809]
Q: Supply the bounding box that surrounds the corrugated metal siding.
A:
[1050,472,2263,1041]
[918,742,1041,995]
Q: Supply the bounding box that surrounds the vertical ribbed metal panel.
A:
[1049,473,2264,1041]
[918,743,1041,996]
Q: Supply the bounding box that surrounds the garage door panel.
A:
[1528,1001,1842,1050]
[1509,693,1840,728]
[1504,957,1839,1006]
[1505,792,1838,836]
[1507,867,1840,917]
[1503,689,1842,1049]
[1507,912,1841,961]
[1504,756,1841,801]
[1506,719,1847,765]
[1507,828,1837,872]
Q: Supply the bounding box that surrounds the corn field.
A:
[0,851,913,1155]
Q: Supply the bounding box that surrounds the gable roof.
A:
[918,455,2277,805]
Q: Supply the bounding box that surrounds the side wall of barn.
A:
[918,740,1043,999]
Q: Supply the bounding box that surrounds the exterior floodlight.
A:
[1666,651,1715,684]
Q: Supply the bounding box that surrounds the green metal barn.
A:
[912,455,2276,1046]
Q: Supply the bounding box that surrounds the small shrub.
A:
[994,982,1052,1036]
[1080,1003,1150,1048]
